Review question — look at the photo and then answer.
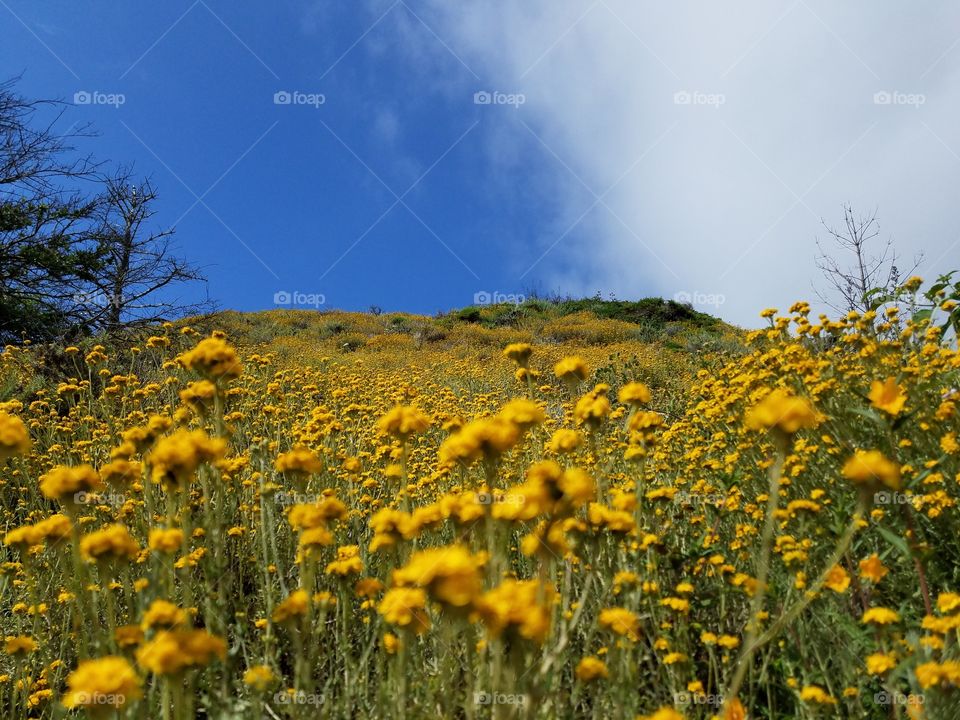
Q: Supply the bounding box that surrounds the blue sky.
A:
[1,1,551,317]
[3,1,959,325]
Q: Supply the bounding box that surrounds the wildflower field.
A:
[1,286,959,720]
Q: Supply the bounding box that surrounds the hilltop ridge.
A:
[192,296,739,355]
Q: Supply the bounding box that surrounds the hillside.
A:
[195,296,734,351]
[0,291,957,719]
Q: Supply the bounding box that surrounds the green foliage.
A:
[866,272,960,341]
[443,297,728,335]
[552,297,719,328]
[0,198,105,342]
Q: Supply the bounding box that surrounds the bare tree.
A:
[0,78,214,341]
[0,76,99,195]
[0,76,105,341]
[80,167,213,331]
[814,204,921,314]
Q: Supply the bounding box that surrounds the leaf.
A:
[904,457,946,490]
[876,525,911,558]
[911,308,933,325]
[847,404,884,426]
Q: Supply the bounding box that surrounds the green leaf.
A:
[847,404,884,425]
[911,308,933,325]
[876,525,911,558]
[904,458,945,490]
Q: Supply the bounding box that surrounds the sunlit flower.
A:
[554,356,588,384]
[141,600,188,631]
[274,446,323,481]
[326,545,363,577]
[136,630,226,675]
[915,660,960,689]
[438,416,520,467]
[243,665,276,691]
[475,579,553,644]
[499,399,546,430]
[868,377,907,416]
[842,450,901,491]
[80,524,140,564]
[4,635,37,656]
[392,545,484,607]
[865,652,897,675]
[377,406,431,441]
[824,565,850,593]
[598,607,640,641]
[62,656,142,710]
[574,385,611,428]
[39,465,102,503]
[862,607,900,625]
[148,528,184,554]
[546,428,582,454]
[176,336,242,381]
[799,685,836,705]
[99,459,142,487]
[618,381,651,406]
[378,588,430,633]
[858,554,888,583]
[148,430,227,489]
[937,592,960,615]
[0,411,30,461]
[575,656,608,682]
[502,343,533,367]
[745,389,822,434]
[272,590,309,624]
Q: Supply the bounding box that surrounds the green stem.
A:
[749,510,862,652]
[723,440,785,707]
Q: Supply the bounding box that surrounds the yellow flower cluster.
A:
[39,464,102,502]
[391,545,485,607]
[0,411,30,460]
[438,399,544,467]
[376,405,431,441]
[148,429,226,488]
[136,630,226,675]
[62,656,142,710]
[474,579,554,644]
[80,524,140,563]
[176,337,242,381]
[0,290,955,717]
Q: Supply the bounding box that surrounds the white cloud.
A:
[372,106,401,145]
[405,0,960,325]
